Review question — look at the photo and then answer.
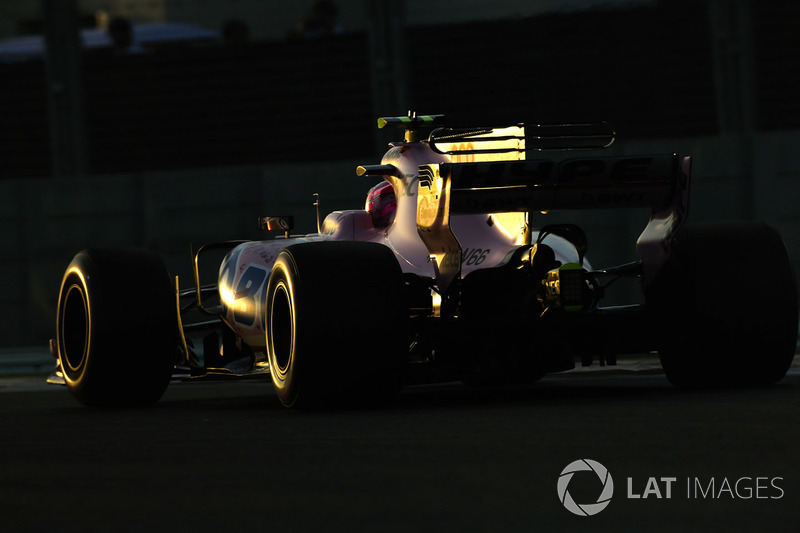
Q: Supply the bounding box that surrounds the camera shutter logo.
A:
[557,459,614,516]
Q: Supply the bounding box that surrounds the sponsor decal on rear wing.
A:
[432,154,680,214]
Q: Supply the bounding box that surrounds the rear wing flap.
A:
[428,122,615,155]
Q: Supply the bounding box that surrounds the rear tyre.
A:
[265,241,407,408]
[56,248,178,407]
[647,222,798,388]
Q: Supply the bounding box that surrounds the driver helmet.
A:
[365,181,397,228]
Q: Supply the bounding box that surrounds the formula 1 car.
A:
[52,113,799,408]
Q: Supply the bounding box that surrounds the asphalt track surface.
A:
[2,355,799,532]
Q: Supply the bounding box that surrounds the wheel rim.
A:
[270,280,294,376]
[60,281,90,375]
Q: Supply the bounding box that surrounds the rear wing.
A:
[428,122,615,156]
[416,154,691,310]
[427,154,679,214]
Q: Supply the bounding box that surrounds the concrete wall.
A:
[3,130,799,347]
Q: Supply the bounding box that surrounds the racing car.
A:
[51,113,799,408]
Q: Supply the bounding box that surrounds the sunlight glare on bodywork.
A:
[490,212,527,243]
[218,278,235,312]
[446,125,526,163]
[448,126,527,245]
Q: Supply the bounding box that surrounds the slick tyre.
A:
[647,222,798,388]
[265,241,406,409]
[56,248,178,407]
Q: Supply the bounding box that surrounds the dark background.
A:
[2,0,799,177]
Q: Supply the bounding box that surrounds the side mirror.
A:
[258,216,294,238]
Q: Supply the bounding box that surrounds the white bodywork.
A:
[219,140,580,349]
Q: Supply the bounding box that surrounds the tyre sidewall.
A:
[57,248,177,407]
[265,242,407,408]
[265,253,304,407]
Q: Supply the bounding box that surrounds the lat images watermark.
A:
[557,460,785,516]
[557,459,614,516]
